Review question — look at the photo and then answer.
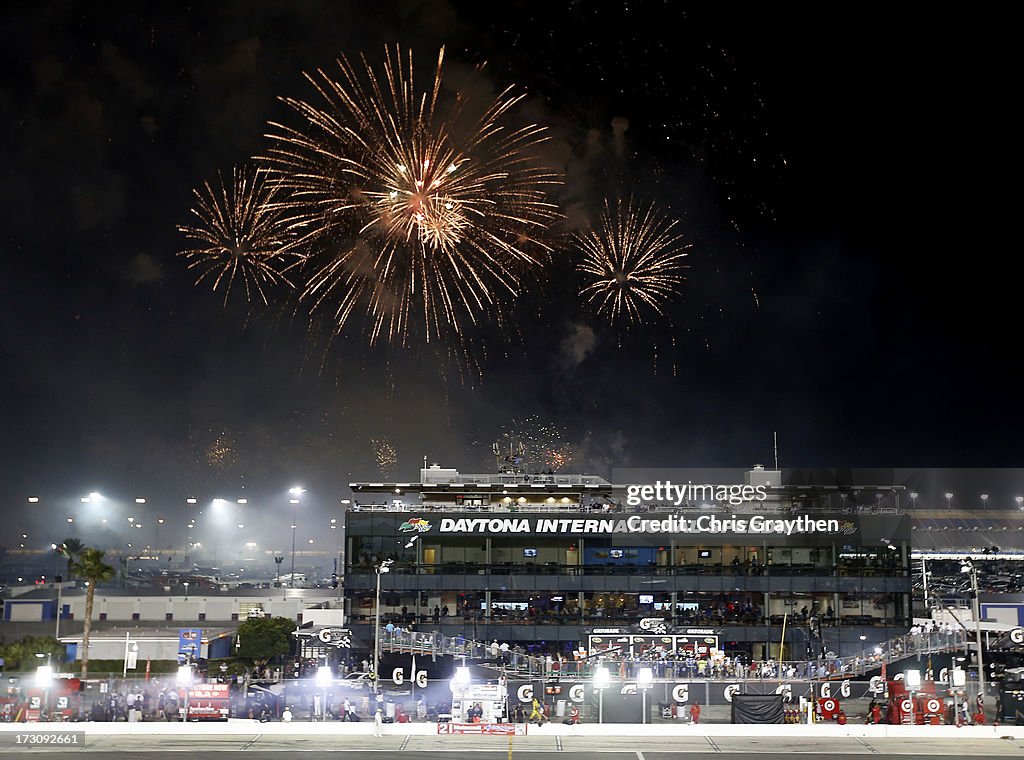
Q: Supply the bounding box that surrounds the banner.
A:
[178,628,202,660]
[437,722,526,735]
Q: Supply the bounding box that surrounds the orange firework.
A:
[576,197,690,324]
[177,166,303,305]
[262,45,561,345]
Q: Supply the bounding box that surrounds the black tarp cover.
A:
[730,694,784,724]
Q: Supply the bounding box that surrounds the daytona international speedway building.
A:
[343,466,914,659]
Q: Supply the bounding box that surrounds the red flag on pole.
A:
[145,658,151,681]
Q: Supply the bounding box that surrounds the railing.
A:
[381,626,970,682]
[362,610,909,629]
[842,628,970,678]
[420,473,611,486]
[347,561,908,578]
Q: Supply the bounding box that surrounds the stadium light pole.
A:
[289,488,304,587]
[594,666,610,724]
[960,559,985,703]
[373,559,394,695]
[275,556,285,600]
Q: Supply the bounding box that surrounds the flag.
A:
[145,658,151,681]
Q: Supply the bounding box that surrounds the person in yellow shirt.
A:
[529,698,546,724]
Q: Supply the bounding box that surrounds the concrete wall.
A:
[60,595,307,622]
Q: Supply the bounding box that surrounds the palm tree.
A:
[69,548,115,679]
[57,538,84,578]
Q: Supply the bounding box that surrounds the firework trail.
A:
[177,166,303,305]
[262,45,561,345]
[576,197,690,324]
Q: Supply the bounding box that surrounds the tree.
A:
[234,617,296,668]
[69,548,115,679]
[57,538,84,578]
[0,636,63,671]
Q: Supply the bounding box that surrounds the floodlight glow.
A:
[594,666,610,689]
[176,665,193,685]
[451,666,471,687]
[186,497,198,504]
[637,667,654,687]
[904,669,921,689]
[136,498,146,504]
[35,665,54,688]
[952,668,966,687]
[315,665,332,688]
[28,497,39,503]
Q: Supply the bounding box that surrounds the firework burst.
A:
[489,415,575,472]
[371,437,398,478]
[262,45,561,345]
[576,197,690,324]
[177,166,303,305]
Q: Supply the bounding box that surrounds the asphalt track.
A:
[5,734,1024,757]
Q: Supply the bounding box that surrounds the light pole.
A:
[961,559,986,703]
[275,556,285,600]
[315,663,332,721]
[185,498,197,568]
[289,488,304,588]
[35,653,53,721]
[183,581,190,601]
[594,665,610,724]
[910,492,918,509]
[980,493,989,510]
[373,559,394,694]
[638,666,653,724]
[1017,496,1024,511]
[55,573,63,640]
[945,492,954,510]
[122,632,139,678]
[921,557,930,613]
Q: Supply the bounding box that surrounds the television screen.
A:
[698,549,712,559]
[638,594,654,604]
[523,548,537,558]
[609,549,624,559]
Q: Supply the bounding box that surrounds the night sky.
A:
[1,2,1017,511]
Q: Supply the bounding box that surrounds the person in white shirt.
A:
[373,708,384,736]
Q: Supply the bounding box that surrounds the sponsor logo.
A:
[639,618,668,634]
[399,518,432,533]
